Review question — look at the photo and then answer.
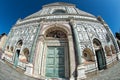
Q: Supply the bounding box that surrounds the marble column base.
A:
[77,64,86,80]
[1,53,5,60]
[24,63,33,76]
[117,52,120,61]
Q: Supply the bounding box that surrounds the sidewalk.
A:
[0,50,39,80]
[89,62,120,80]
[0,50,120,80]
[0,59,39,80]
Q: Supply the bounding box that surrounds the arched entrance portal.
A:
[14,40,23,67]
[45,27,69,78]
[93,39,106,70]
[14,50,20,67]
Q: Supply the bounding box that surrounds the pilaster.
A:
[68,34,76,79]
[33,35,44,77]
[69,19,86,80]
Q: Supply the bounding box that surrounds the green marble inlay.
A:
[29,25,41,63]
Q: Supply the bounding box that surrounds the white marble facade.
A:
[3,2,120,80]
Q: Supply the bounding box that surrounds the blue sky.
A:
[0,0,120,35]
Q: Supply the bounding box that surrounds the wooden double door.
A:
[46,46,65,78]
[96,49,107,70]
[14,50,20,67]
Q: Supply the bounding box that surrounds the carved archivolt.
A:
[16,40,23,48]
[41,24,71,35]
[93,38,102,50]
[46,29,67,38]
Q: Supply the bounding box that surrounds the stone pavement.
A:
[0,60,40,80]
[0,49,120,80]
[0,50,39,80]
[88,62,120,80]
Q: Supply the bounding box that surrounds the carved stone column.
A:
[69,20,86,80]
[33,35,44,78]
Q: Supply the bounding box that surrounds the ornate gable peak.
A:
[43,2,75,8]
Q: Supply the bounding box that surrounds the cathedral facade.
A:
[2,2,120,80]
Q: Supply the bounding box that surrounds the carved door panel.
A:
[46,46,65,78]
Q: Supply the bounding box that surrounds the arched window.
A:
[83,48,94,61]
[7,46,9,50]
[10,46,14,52]
[93,39,102,50]
[105,46,111,56]
[16,40,23,48]
[111,45,116,54]
[52,9,66,14]
[46,28,67,38]
[23,48,29,62]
